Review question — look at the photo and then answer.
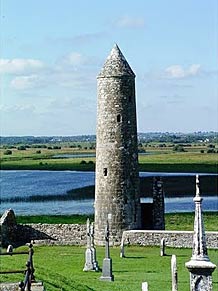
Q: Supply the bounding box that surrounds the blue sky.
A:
[1,0,217,135]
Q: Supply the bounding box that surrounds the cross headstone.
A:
[100,220,114,281]
[171,255,178,291]
[83,218,94,271]
[90,222,99,271]
[185,175,216,291]
[160,238,165,256]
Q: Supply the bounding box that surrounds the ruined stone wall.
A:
[3,223,216,249]
[20,224,87,246]
[121,230,218,249]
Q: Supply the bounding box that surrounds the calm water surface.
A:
[0,170,217,215]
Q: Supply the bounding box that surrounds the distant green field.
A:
[1,245,217,291]
[0,147,217,172]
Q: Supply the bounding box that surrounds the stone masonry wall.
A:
[121,230,218,249]
[22,224,87,245]
[11,224,217,249]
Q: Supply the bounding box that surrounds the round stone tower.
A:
[94,44,141,245]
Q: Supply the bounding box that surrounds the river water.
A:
[0,170,217,215]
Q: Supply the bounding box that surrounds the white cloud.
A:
[115,16,145,29]
[188,64,201,75]
[0,58,45,74]
[164,64,201,79]
[57,52,89,67]
[10,75,41,90]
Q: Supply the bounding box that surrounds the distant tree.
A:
[88,161,94,164]
[200,150,204,153]
[173,145,185,152]
[3,149,12,155]
[17,145,26,150]
[208,144,215,149]
[80,160,87,164]
[207,149,215,153]
[36,150,41,154]
[47,146,52,150]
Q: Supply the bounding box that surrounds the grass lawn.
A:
[15,212,218,232]
[0,245,217,291]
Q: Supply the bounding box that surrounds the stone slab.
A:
[0,282,45,291]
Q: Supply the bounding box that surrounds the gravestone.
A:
[120,237,125,258]
[83,218,94,271]
[90,222,99,271]
[160,238,165,256]
[100,220,114,281]
[142,282,148,291]
[152,177,165,230]
[185,175,216,291]
[171,255,178,291]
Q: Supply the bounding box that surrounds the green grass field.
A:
[1,147,217,172]
[0,245,217,291]
[15,212,218,231]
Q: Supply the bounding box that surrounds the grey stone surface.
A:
[100,221,114,281]
[0,282,45,291]
[83,248,94,271]
[121,230,218,249]
[185,175,216,291]
[100,258,114,281]
[90,222,99,271]
[171,255,178,291]
[0,209,17,247]
[83,219,98,271]
[95,44,141,245]
[152,177,165,230]
[1,220,217,248]
[142,282,148,291]
[20,223,87,245]
[160,238,165,256]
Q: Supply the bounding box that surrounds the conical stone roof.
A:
[98,44,135,78]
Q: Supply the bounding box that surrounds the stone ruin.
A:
[0,209,17,248]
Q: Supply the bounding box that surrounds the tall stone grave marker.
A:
[100,220,114,281]
[185,175,216,291]
[90,222,99,271]
[83,218,96,271]
[153,177,165,230]
[171,254,178,291]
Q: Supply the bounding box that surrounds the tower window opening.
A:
[117,114,121,122]
[103,168,108,176]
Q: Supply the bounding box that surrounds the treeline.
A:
[0,131,217,146]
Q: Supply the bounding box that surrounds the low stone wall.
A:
[1,219,217,248]
[22,223,87,246]
[121,230,218,249]
[19,224,218,249]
